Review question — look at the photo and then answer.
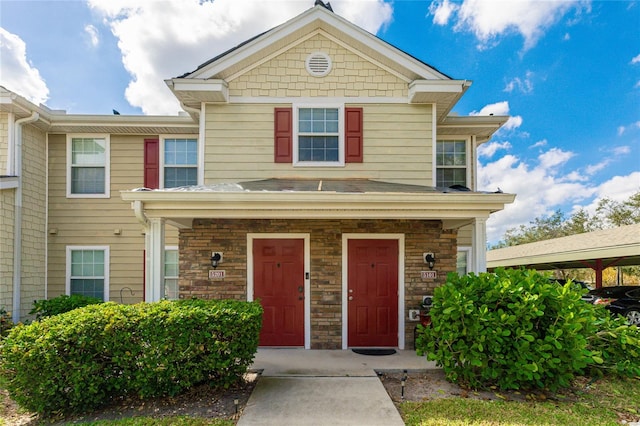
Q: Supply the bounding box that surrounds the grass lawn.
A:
[400,376,640,426]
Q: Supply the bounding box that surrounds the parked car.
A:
[606,288,640,326]
[588,285,639,306]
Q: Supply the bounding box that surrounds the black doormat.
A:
[352,348,397,356]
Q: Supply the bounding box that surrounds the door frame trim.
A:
[341,233,405,350]
[247,233,311,349]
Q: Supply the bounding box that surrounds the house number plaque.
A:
[209,270,226,279]
[421,271,437,279]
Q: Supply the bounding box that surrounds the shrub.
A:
[29,294,103,320]
[0,307,13,338]
[0,299,262,415]
[586,306,640,378]
[416,268,599,391]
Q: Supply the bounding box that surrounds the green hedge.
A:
[416,269,600,391]
[0,299,262,415]
[29,294,103,320]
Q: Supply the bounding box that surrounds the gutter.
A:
[12,111,39,323]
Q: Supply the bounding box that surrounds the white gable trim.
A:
[187,6,448,81]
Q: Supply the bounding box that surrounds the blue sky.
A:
[1,0,638,243]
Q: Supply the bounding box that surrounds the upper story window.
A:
[436,139,468,187]
[66,246,109,301]
[297,107,340,163]
[274,106,363,165]
[67,135,110,198]
[163,137,198,188]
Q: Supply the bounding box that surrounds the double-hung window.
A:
[436,139,468,187]
[163,137,198,188]
[297,107,340,164]
[164,247,179,300]
[67,135,109,197]
[66,246,109,301]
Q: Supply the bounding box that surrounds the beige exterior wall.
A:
[47,133,178,304]
[0,189,14,314]
[204,103,433,186]
[228,34,407,99]
[19,124,47,317]
[0,113,12,313]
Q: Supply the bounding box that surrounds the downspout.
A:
[12,111,39,323]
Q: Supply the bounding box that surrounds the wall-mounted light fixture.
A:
[423,252,436,270]
[211,252,223,269]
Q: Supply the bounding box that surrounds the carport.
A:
[486,223,640,288]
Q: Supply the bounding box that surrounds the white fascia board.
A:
[170,79,228,92]
[188,6,449,81]
[408,80,469,99]
[121,190,515,220]
[487,244,640,269]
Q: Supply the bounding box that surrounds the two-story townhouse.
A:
[1,3,514,349]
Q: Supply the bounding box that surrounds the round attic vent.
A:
[305,52,332,77]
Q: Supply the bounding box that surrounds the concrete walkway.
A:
[238,349,436,426]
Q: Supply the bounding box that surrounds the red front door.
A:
[253,239,305,347]
[348,239,399,347]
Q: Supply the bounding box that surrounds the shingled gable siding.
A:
[178,218,456,349]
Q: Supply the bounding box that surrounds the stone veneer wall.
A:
[179,219,457,349]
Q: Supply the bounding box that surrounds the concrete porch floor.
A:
[249,348,437,377]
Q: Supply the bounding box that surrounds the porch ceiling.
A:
[121,179,515,229]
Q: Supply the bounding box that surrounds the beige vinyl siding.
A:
[457,225,472,247]
[228,33,407,99]
[18,124,47,317]
[0,190,14,312]
[204,103,433,186]
[0,113,12,312]
[47,134,178,303]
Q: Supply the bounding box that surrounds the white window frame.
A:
[457,247,472,276]
[293,104,344,167]
[164,246,179,300]
[66,134,110,198]
[66,246,110,301]
[435,137,471,188]
[160,135,200,188]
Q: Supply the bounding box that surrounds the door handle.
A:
[298,286,304,293]
[348,296,353,301]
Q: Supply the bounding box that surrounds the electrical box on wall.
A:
[422,295,433,307]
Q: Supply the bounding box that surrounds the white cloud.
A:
[613,146,631,155]
[478,141,511,158]
[429,0,458,25]
[479,147,596,242]
[0,28,49,105]
[84,24,100,48]
[480,141,639,243]
[530,139,547,149]
[585,160,611,176]
[87,0,394,115]
[430,0,588,50]
[631,54,640,64]
[617,121,640,135]
[504,71,534,94]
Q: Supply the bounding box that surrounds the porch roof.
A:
[121,178,515,230]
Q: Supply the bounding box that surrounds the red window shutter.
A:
[274,108,293,163]
[144,139,159,189]
[345,107,363,163]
